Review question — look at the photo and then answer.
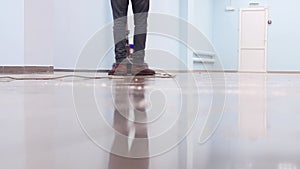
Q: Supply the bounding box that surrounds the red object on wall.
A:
[268,20,272,25]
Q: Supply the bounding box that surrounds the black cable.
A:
[0,73,175,81]
[0,75,107,81]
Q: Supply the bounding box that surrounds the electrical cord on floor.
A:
[0,73,175,81]
[0,75,107,81]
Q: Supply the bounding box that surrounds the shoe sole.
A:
[134,73,155,76]
[109,73,128,76]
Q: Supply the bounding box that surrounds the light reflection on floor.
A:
[0,73,300,169]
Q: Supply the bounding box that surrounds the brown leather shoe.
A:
[108,64,128,75]
[131,64,155,76]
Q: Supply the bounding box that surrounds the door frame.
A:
[238,8,269,72]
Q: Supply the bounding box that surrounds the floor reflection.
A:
[238,75,267,139]
[1,73,300,169]
[108,78,149,169]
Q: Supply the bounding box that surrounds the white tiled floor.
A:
[0,73,300,169]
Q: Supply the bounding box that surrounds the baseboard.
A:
[53,69,238,73]
[2,67,300,74]
[0,66,54,74]
[54,69,109,73]
[267,71,300,74]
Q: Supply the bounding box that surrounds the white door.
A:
[239,8,268,72]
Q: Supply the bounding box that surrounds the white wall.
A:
[0,0,214,70]
[189,0,213,40]
[137,0,213,70]
[53,0,112,69]
[146,0,182,70]
[187,0,214,70]
[0,0,24,66]
[24,0,54,66]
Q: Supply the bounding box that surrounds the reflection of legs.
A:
[110,79,130,155]
[130,78,149,163]
[113,109,129,136]
[108,79,149,169]
[131,78,148,138]
[130,86,149,160]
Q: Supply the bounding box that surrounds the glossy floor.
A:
[0,73,300,169]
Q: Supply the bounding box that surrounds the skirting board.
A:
[0,66,54,74]
[2,67,300,74]
[54,69,237,73]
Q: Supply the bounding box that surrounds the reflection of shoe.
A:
[131,63,155,76]
[108,64,127,75]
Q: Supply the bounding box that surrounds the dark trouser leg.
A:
[111,0,129,64]
[131,0,149,65]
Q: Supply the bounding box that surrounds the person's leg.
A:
[131,0,149,65]
[130,0,155,75]
[111,0,129,64]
